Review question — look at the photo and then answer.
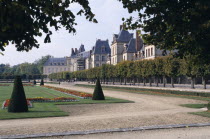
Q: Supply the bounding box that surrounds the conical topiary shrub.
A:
[207,102,210,111]
[8,76,28,112]
[33,80,36,85]
[92,78,105,100]
[40,78,44,86]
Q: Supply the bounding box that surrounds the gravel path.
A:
[40,126,210,139]
[0,83,209,136]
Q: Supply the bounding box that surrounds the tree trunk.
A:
[124,78,127,85]
[137,78,139,86]
[149,77,152,87]
[163,76,166,87]
[202,77,207,89]
[156,76,159,87]
[191,77,195,89]
[143,77,146,86]
[171,77,174,88]
[112,78,115,85]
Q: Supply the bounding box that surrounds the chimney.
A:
[71,48,75,56]
[136,30,141,51]
[75,48,78,54]
[120,24,126,31]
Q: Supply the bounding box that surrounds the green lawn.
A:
[0,85,132,120]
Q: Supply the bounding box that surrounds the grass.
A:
[180,104,207,109]
[180,103,210,118]
[0,85,132,120]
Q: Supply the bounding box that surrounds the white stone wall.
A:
[123,53,134,61]
[43,66,69,75]
[111,42,125,65]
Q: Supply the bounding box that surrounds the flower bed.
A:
[2,97,78,109]
[43,85,92,99]
[0,84,10,86]
[27,97,78,102]
[23,84,34,86]
[2,99,33,109]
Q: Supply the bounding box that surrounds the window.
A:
[102,56,106,61]
[96,64,99,67]
[101,46,105,52]
[96,56,99,61]
[124,56,125,60]
[151,48,153,56]
[146,49,147,57]
[58,63,60,65]
[54,63,57,65]
[148,49,150,57]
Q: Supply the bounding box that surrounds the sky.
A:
[1,0,137,66]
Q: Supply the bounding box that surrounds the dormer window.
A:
[54,63,57,65]
[101,46,105,52]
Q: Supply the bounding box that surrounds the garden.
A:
[0,81,131,120]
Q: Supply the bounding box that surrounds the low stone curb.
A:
[1,123,210,139]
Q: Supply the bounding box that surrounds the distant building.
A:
[69,44,90,72]
[90,39,111,68]
[43,57,69,75]
[43,25,174,76]
[111,25,134,65]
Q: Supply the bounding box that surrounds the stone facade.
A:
[43,58,70,75]
[89,39,111,68]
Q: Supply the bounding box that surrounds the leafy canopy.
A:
[119,0,210,64]
[0,0,97,52]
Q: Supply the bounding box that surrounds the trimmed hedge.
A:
[207,102,210,110]
[8,76,28,113]
[40,79,44,86]
[92,78,105,100]
[76,84,210,98]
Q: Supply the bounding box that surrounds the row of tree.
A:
[48,56,210,89]
[0,55,51,78]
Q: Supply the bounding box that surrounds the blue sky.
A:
[1,0,137,66]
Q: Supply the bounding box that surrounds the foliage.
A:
[208,102,210,111]
[33,80,36,85]
[0,0,97,52]
[119,0,210,64]
[92,78,105,100]
[40,78,44,86]
[8,76,28,112]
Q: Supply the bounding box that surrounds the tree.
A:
[8,76,28,112]
[164,56,181,88]
[40,78,44,86]
[120,0,210,64]
[180,55,199,89]
[92,78,105,100]
[33,80,36,85]
[0,0,97,52]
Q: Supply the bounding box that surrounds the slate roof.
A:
[44,58,67,66]
[124,38,137,53]
[113,29,134,43]
[78,44,85,53]
[92,39,111,54]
